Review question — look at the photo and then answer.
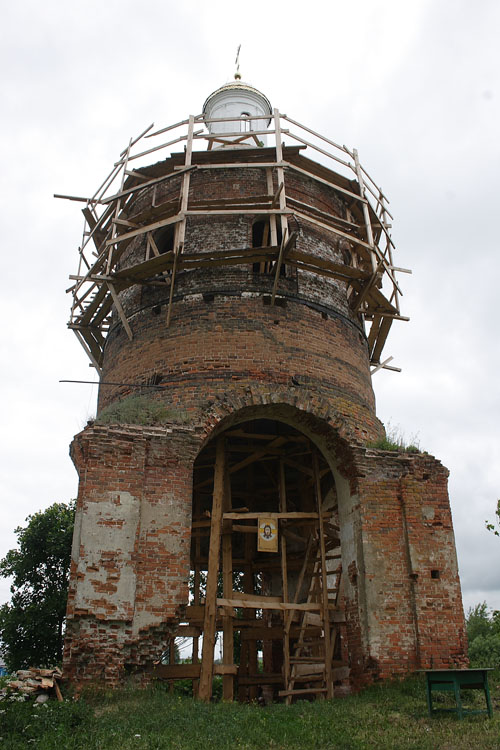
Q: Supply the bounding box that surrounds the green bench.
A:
[424,668,493,719]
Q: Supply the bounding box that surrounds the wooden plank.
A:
[153,664,201,679]
[279,459,291,696]
[123,130,202,165]
[166,246,178,328]
[232,524,258,534]
[223,592,282,603]
[195,126,285,141]
[353,148,376,276]
[267,169,279,251]
[240,626,322,640]
[285,130,351,170]
[216,598,323,611]
[367,314,382,353]
[100,166,195,205]
[238,674,284,686]
[199,437,226,702]
[105,213,183,247]
[371,356,394,375]
[176,625,202,637]
[371,315,393,363]
[243,530,258,701]
[188,194,272,208]
[271,230,295,304]
[214,664,238,676]
[286,195,361,231]
[107,283,133,340]
[192,161,282,170]
[274,107,289,273]
[223,512,327,520]
[185,208,292,217]
[184,605,205,622]
[72,330,102,374]
[222,466,234,701]
[54,193,97,203]
[284,161,367,204]
[292,209,373,257]
[313,451,333,699]
[281,114,348,156]
[228,436,286,476]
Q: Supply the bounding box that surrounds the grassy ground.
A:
[1,672,499,750]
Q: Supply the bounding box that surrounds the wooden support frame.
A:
[65,110,406,372]
[180,425,351,702]
[222,468,234,701]
[199,436,226,701]
[313,450,334,699]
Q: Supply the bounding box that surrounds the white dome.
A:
[202,80,272,148]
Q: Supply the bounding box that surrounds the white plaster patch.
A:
[74,492,140,618]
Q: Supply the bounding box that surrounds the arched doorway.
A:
[181,417,349,702]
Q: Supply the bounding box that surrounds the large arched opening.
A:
[161,413,352,702]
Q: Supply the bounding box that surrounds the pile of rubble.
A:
[1,667,63,702]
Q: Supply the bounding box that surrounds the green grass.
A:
[1,673,499,749]
[96,395,189,427]
[368,422,421,453]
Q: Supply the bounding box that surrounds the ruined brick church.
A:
[62,75,467,700]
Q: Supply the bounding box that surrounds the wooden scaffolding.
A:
[152,419,350,702]
[59,109,409,376]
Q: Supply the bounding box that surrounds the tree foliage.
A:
[0,502,75,670]
[485,499,500,537]
[466,602,500,668]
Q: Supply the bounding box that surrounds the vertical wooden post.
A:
[279,459,291,703]
[266,167,278,248]
[192,505,201,696]
[106,138,132,275]
[245,531,259,701]
[167,114,194,327]
[222,470,234,701]
[199,436,226,701]
[271,108,289,304]
[168,638,176,694]
[353,148,376,275]
[273,108,288,242]
[313,451,334,699]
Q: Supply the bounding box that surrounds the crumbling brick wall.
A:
[64,402,467,688]
[64,144,467,690]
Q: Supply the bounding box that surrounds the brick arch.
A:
[195,383,368,473]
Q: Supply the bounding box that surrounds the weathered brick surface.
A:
[64,144,467,690]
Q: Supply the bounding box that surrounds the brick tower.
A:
[62,77,467,698]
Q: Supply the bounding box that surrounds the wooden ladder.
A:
[280,539,343,702]
[279,451,347,703]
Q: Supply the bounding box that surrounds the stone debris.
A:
[1,667,63,702]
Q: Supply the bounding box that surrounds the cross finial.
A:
[234,44,242,80]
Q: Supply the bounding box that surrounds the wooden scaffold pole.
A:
[199,436,226,701]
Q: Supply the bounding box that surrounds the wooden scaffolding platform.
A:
[151,419,350,703]
[59,110,409,376]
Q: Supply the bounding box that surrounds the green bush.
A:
[468,633,500,667]
[466,602,500,667]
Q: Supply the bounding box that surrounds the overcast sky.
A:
[1,0,499,618]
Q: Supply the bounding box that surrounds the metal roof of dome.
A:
[202,80,272,115]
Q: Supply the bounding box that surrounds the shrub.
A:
[466,602,500,667]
